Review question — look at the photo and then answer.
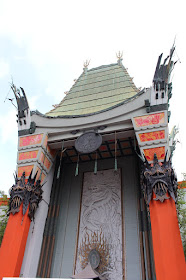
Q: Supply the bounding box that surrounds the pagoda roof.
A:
[46,61,140,117]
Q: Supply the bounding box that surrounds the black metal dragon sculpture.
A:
[9,170,43,220]
[153,45,175,90]
[140,153,177,205]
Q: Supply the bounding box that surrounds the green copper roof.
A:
[46,62,140,117]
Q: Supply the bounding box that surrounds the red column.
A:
[150,194,186,280]
[0,205,31,280]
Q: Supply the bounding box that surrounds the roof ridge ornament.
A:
[116,51,123,65]
[83,59,90,72]
[11,82,29,117]
[153,44,176,86]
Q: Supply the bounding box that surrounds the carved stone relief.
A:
[75,131,102,154]
[75,169,123,280]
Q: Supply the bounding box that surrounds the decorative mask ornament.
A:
[9,170,43,220]
[140,153,177,205]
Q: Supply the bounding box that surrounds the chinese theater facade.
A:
[0,48,185,280]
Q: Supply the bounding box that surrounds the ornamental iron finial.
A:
[116,51,123,60]
[9,170,43,220]
[116,51,123,65]
[140,152,177,205]
[83,59,90,70]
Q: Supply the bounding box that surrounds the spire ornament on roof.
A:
[10,82,29,118]
[83,60,90,72]
[116,51,123,65]
[10,81,36,135]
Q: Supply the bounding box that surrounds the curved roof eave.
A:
[33,88,145,119]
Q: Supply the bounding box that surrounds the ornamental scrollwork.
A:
[140,153,177,205]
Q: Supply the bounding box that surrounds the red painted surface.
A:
[150,194,186,280]
[47,146,56,159]
[139,130,165,142]
[19,134,43,147]
[134,112,165,127]
[44,157,51,170]
[43,135,48,148]
[18,165,34,178]
[144,146,165,161]
[0,204,31,280]
[35,166,46,183]
[178,181,186,189]
[19,150,38,161]
[40,152,51,170]
[0,198,9,206]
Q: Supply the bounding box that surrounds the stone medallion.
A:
[88,249,101,269]
[75,131,102,154]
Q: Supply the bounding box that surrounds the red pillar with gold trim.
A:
[0,170,43,280]
[132,48,185,278]
[0,85,55,279]
[141,154,186,280]
[0,132,55,279]
[0,205,30,280]
[150,195,186,280]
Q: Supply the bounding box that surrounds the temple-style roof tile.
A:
[46,62,139,117]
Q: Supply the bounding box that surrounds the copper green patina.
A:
[46,61,140,117]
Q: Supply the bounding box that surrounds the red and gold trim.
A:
[35,166,46,182]
[134,112,165,128]
[19,134,43,147]
[143,146,165,161]
[18,165,34,178]
[40,152,51,171]
[17,133,56,179]
[18,150,38,161]
[139,130,165,142]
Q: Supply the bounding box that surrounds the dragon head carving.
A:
[141,153,177,205]
[9,170,43,220]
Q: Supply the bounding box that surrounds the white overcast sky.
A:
[0,0,186,194]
